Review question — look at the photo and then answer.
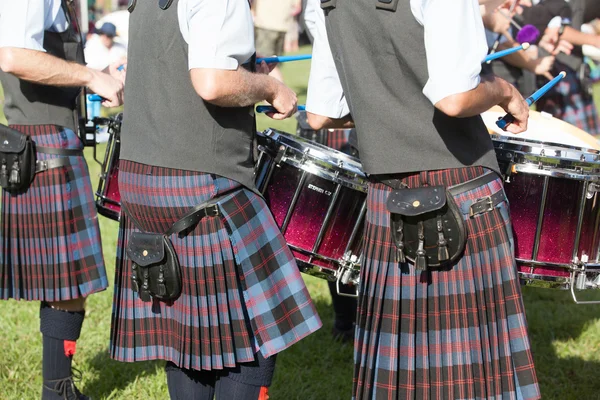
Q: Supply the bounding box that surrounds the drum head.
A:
[482,106,600,151]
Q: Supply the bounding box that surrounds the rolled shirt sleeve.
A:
[413,0,487,105]
[0,0,66,51]
[178,0,255,70]
[305,0,350,119]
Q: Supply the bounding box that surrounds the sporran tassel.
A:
[436,217,450,262]
[415,221,427,271]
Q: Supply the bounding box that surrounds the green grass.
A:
[3,46,600,399]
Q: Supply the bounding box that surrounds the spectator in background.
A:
[252,0,296,81]
[84,22,126,71]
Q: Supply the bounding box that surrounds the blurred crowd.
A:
[481,0,600,136]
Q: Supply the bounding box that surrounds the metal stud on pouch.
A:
[143,250,148,257]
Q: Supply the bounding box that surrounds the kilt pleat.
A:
[0,124,107,301]
[354,167,540,400]
[110,160,321,371]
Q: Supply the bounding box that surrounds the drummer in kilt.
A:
[307,0,541,398]
[0,1,124,399]
[110,1,321,399]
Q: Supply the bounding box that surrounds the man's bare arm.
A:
[190,67,297,120]
[0,47,124,107]
[307,112,355,130]
[435,74,529,134]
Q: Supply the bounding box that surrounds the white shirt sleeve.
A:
[178,0,255,70]
[0,0,67,51]
[412,0,487,105]
[305,0,350,119]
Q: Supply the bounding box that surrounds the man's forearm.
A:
[190,67,277,107]
[435,74,512,118]
[306,112,354,130]
[0,47,93,87]
[561,26,600,47]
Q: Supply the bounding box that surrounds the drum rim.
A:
[491,133,600,157]
[263,128,366,177]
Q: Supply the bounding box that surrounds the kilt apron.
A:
[110,160,321,370]
[354,167,540,400]
[0,124,108,302]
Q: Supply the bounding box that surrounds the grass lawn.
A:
[2,46,600,399]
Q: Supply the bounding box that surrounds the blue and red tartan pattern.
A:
[110,160,321,371]
[0,124,107,302]
[353,166,540,400]
[537,65,600,137]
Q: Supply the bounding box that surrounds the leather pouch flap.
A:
[387,186,446,216]
[0,125,27,153]
[126,232,165,267]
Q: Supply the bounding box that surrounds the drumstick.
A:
[88,65,125,102]
[483,43,530,63]
[256,54,312,64]
[496,71,567,131]
[256,105,306,113]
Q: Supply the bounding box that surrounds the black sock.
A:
[328,281,357,331]
[40,303,85,399]
[165,362,216,400]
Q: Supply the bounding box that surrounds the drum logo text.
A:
[308,184,332,196]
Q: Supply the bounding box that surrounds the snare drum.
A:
[95,115,122,221]
[255,129,367,286]
[483,107,600,291]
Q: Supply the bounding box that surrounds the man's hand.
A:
[265,82,298,120]
[87,69,124,108]
[498,85,529,134]
[106,58,127,84]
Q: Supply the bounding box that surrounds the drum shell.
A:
[256,130,367,280]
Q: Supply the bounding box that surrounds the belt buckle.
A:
[469,196,493,218]
[204,204,220,218]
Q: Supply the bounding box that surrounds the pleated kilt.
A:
[354,166,540,400]
[110,160,321,371]
[536,65,600,136]
[0,124,107,302]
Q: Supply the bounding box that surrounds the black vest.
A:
[0,0,84,132]
[323,0,499,176]
[120,0,257,191]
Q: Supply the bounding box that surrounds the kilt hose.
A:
[110,160,321,371]
[0,124,107,302]
[536,64,600,137]
[354,166,540,400]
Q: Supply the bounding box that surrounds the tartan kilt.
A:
[354,166,540,400]
[325,129,351,151]
[0,124,107,301]
[536,65,600,137]
[110,160,321,371]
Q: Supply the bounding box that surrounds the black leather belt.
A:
[35,146,83,173]
[376,172,507,218]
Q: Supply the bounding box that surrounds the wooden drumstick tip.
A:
[522,42,530,50]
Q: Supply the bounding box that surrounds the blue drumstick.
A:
[484,43,530,63]
[88,64,125,102]
[256,54,312,64]
[496,71,567,131]
[256,105,306,113]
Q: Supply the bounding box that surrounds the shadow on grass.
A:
[85,350,163,399]
[269,295,354,400]
[522,287,600,399]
